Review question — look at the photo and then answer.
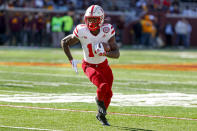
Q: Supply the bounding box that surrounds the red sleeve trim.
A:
[74,31,78,37]
[75,27,78,33]
[111,30,115,35]
[111,25,114,29]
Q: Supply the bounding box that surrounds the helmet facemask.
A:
[85,16,102,31]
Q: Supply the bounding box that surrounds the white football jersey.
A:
[73,23,115,64]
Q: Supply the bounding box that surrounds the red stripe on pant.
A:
[82,59,113,109]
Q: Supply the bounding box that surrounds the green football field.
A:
[0,47,197,131]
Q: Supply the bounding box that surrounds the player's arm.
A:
[106,36,120,58]
[61,34,79,61]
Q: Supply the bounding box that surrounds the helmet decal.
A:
[90,5,95,16]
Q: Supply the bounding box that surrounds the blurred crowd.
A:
[0,11,79,47]
[132,14,192,49]
[0,0,196,14]
[0,0,196,48]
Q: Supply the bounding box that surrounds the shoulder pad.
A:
[73,24,87,38]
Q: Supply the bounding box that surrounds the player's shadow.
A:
[111,126,154,131]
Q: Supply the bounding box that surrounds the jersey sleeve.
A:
[110,24,115,36]
[73,24,87,40]
[73,25,80,38]
[103,24,115,38]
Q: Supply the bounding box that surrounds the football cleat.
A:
[96,113,110,126]
[95,97,107,115]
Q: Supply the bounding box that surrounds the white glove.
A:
[70,59,80,74]
[94,43,106,56]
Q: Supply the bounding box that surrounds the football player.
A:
[61,5,120,126]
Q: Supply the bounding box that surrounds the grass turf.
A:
[0,47,197,130]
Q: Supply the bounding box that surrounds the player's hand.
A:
[70,59,80,74]
[94,43,106,56]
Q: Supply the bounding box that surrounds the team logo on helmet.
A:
[103,27,110,33]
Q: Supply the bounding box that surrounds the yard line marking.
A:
[0,92,197,107]
[0,125,62,131]
[0,71,86,79]
[1,65,197,79]
[0,79,196,93]
[0,104,197,121]
[1,71,197,86]
[3,83,34,87]
[0,79,92,87]
[116,71,197,79]
[0,65,72,71]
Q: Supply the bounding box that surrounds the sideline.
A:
[1,62,197,71]
[1,104,197,121]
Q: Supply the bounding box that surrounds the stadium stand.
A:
[0,0,197,48]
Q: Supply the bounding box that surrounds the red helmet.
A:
[84,5,104,31]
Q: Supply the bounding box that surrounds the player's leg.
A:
[102,65,113,109]
[82,64,108,102]
[82,63,110,126]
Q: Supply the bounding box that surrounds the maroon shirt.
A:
[22,16,32,31]
[0,13,6,34]
[34,17,46,31]
[9,16,22,32]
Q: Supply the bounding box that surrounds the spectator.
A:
[162,0,171,11]
[22,14,33,46]
[164,22,174,47]
[35,0,44,8]
[51,14,64,47]
[62,11,74,36]
[44,15,52,47]
[0,11,6,45]
[140,15,154,47]
[150,15,160,47]
[175,18,189,48]
[153,0,161,11]
[44,0,55,10]
[116,16,125,43]
[33,13,46,46]
[0,0,5,7]
[54,0,67,10]
[9,12,22,46]
[182,6,196,16]
[186,21,192,47]
[67,1,75,11]
[133,20,142,46]
[170,0,180,14]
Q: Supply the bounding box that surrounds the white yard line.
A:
[1,70,197,86]
[0,79,189,93]
[0,79,93,88]
[0,92,197,107]
[0,104,197,121]
[116,71,197,79]
[0,125,62,131]
[1,65,197,79]
[0,71,86,79]
[0,65,72,71]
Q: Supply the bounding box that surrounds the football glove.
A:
[95,43,106,56]
[70,59,80,74]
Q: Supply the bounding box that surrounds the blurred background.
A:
[0,0,197,49]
